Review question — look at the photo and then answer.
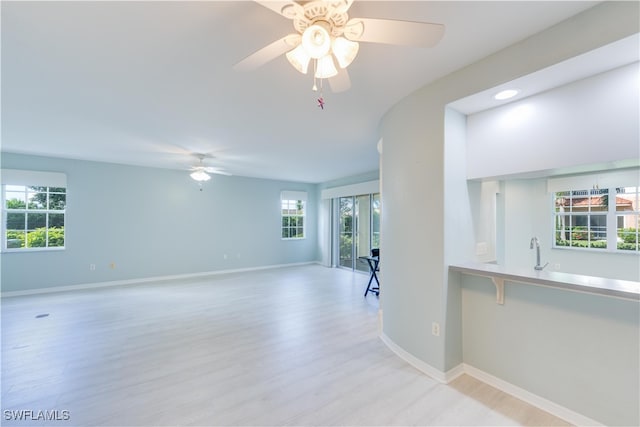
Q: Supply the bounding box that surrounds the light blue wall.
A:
[443,108,473,371]
[1,153,318,292]
[460,274,639,426]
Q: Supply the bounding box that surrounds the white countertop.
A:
[449,262,640,301]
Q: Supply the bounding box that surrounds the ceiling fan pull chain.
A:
[317,78,325,110]
[309,58,325,109]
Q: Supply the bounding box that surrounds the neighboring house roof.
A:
[561,196,634,209]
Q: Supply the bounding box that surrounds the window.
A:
[554,186,639,252]
[617,186,639,251]
[554,189,608,249]
[1,170,67,251]
[281,191,307,240]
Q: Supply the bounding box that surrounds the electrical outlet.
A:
[89,264,96,271]
[223,254,228,260]
[431,322,440,337]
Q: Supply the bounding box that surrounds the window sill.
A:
[2,247,65,254]
[552,246,639,255]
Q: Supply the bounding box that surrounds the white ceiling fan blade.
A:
[344,18,445,48]
[254,1,302,19]
[233,34,300,72]
[330,0,354,14]
[328,69,351,93]
[190,166,231,176]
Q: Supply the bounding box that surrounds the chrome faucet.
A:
[530,237,548,270]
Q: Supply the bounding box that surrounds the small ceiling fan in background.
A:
[189,153,231,184]
[234,0,445,93]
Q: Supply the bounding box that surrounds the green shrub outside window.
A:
[3,185,66,250]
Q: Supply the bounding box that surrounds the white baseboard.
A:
[462,364,603,427]
[379,333,603,426]
[1,261,319,297]
[444,362,465,382]
[379,331,454,383]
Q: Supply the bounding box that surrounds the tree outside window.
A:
[281,199,305,239]
[3,185,66,250]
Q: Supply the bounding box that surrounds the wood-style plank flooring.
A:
[1,265,570,426]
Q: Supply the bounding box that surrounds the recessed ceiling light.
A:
[494,89,519,100]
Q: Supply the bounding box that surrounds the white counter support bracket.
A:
[492,277,505,305]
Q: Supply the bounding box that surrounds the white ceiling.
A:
[3,0,620,183]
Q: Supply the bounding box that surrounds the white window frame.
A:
[553,188,610,251]
[1,169,67,252]
[281,191,307,240]
[614,186,640,252]
[547,169,640,255]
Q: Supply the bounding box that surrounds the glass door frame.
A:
[332,193,380,271]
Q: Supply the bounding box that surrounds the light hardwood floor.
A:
[2,265,570,426]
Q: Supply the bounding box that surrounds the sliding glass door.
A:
[372,193,381,249]
[339,197,354,268]
[337,193,380,271]
[354,195,371,272]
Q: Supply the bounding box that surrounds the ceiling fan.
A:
[189,154,231,182]
[234,0,445,93]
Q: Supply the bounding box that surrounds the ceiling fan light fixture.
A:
[302,23,332,59]
[286,44,311,74]
[190,170,211,182]
[332,37,359,68]
[315,54,338,79]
